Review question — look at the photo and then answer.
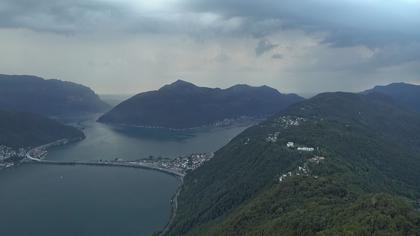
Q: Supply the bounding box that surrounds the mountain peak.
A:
[171,79,196,87]
[159,80,198,91]
[361,82,420,112]
[99,81,304,129]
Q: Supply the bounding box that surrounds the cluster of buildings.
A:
[273,116,306,129]
[279,165,310,182]
[0,146,23,160]
[0,140,67,170]
[213,116,258,128]
[26,147,48,160]
[278,155,326,183]
[266,132,280,143]
[0,145,27,169]
[308,156,325,164]
[139,153,214,175]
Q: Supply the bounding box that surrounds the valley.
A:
[2,77,420,235]
[3,1,420,234]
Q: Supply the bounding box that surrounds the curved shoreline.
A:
[24,158,185,236]
[159,177,183,236]
[24,138,205,236]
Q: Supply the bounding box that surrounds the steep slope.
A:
[0,110,85,149]
[98,80,304,129]
[0,74,109,116]
[166,92,420,235]
[363,82,420,112]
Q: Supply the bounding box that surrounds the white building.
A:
[286,142,294,148]
[297,147,315,152]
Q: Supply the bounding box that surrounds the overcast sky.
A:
[1,0,420,95]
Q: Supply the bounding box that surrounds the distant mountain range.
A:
[98,80,304,129]
[0,74,109,116]
[0,110,84,149]
[166,92,420,235]
[363,82,420,112]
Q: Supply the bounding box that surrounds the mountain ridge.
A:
[166,91,420,235]
[98,80,304,129]
[362,82,420,112]
[0,74,110,116]
[0,110,85,149]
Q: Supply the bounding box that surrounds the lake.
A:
[0,117,249,236]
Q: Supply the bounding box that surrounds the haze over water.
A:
[0,117,249,236]
[47,117,248,161]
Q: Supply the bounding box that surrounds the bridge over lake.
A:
[24,159,185,178]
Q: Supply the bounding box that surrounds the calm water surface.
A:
[0,117,249,236]
[48,118,248,161]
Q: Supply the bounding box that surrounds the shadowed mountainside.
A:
[0,110,84,148]
[98,80,304,129]
[0,74,109,116]
[363,82,420,112]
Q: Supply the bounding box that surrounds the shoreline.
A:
[24,156,190,236]
[159,177,184,236]
[98,116,261,132]
[25,136,85,162]
[24,157,186,236]
[18,134,208,236]
[1,136,85,170]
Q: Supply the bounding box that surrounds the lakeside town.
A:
[1,140,215,178]
[0,145,27,169]
[133,153,214,176]
[0,139,74,170]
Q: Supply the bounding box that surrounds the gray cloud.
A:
[0,0,129,33]
[180,0,420,68]
[1,0,420,95]
[183,0,420,47]
[4,0,420,49]
[255,39,277,56]
[271,53,283,60]
[0,0,244,36]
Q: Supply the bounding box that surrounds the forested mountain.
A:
[166,92,420,235]
[0,110,84,148]
[98,80,304,129]
[0,74,109,116]
[363,82,420,112]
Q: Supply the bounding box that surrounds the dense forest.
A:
[166,92,420,235]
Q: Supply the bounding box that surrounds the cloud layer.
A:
[0,0,419,95]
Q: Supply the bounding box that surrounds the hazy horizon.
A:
[1,0,420,95]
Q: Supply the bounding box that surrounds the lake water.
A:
[0,117,249,236]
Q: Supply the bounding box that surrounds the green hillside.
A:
[166,92,420,235]
[0,110,85,148]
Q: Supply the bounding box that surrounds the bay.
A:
[0,117,249,236]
